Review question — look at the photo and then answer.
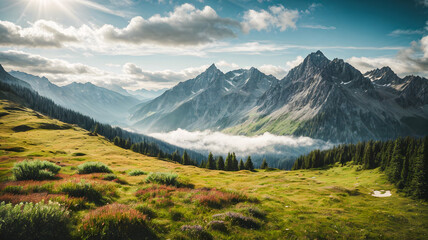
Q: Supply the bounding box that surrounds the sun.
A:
[17,0,79,23]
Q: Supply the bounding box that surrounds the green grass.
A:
[0,100,428,239]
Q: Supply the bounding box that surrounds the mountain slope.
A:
[0,72,206,162]
[131,64,278,132]
[1,99,428,239]
[227,51,428,142]
[9,70,140,124]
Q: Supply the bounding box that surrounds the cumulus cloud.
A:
[149,129,333,157]
[0,20,79,48]
[348,35,428,77]
[242,5,299,32]
[0,50,99,74]
[100,3,240,46]
[123,63,206,83]
[258,64,287,79]
[286,55,304,69]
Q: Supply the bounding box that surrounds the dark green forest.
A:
[292,136,428,200]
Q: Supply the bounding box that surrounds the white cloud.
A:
[99,3,240,46]
[0,50,99,74]
[123,63,206,83]
[389,29,424,36]
[242,5,299,32]
[347,35,428,77]
[286,55,304,69]
[258,64,286,78]
[301,24,336,30]
[149,129,333,157]
[0,20,79,48]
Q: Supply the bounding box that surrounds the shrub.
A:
[27,183,54,193]
[170,210,184,221]
[207,220,228,232]
[145,172,178,186]
[180,225,213,240]
[2,185,24,194]
[102,174,117,181]
[59,181,103,203]
[128,169,147,176]
[12,160,61,180]
[77,162,112,174]
[0,201,71,240]
[79,203,156,240]
[247,207,267,219]
[193,189,246,208]
[135,204,157,219]
[225,212,260,229]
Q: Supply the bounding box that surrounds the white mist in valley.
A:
[149,129,334,166]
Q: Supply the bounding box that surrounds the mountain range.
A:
[8,70,141,125]
[131,51,428,142]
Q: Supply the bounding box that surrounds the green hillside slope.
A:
[0,100,427,239]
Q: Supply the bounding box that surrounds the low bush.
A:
[128,169,147,176]
[247,207,267,219]
[79,203,157,240]
[135,204,157,219]
[77,162,112,174]
[193,189,247,208]
[102,174,117,181]
[145,172,178,186]
[180,225,213,240]
[207,220,228,232]
[2,185,24,194]
[59,181,103,203]
[12,160,61,180]
[0,201,71,240]
[225,212,260,229]
[72,152,86,156]
[27,183,54,193]
[170,210,185,221]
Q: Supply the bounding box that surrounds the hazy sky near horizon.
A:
[0,0,427,90]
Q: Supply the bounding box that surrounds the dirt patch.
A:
[12,125,34,132]
[38,123,72,130]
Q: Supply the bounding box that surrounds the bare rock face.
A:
[364,66,404,86]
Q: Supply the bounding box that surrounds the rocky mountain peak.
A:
[364,66,403,85]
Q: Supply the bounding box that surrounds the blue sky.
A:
[0,0,427,90]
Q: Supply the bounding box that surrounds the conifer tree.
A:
[206,152,216,169]
[232,153,239,171]
[245,156,254,171]
[225,153,233,171]
[182,150,190,165]
[217,156,225,170]
[239,159,245,170]
[260,158,268,169]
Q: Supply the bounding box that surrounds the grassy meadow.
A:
[0,99,427,239]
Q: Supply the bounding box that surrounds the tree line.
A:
[113,135,268,171]
[0,81,205,162]
[292,136,428,200]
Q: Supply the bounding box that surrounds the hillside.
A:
[1,99,427,239]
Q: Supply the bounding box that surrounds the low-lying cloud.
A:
[149,129,334,158]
